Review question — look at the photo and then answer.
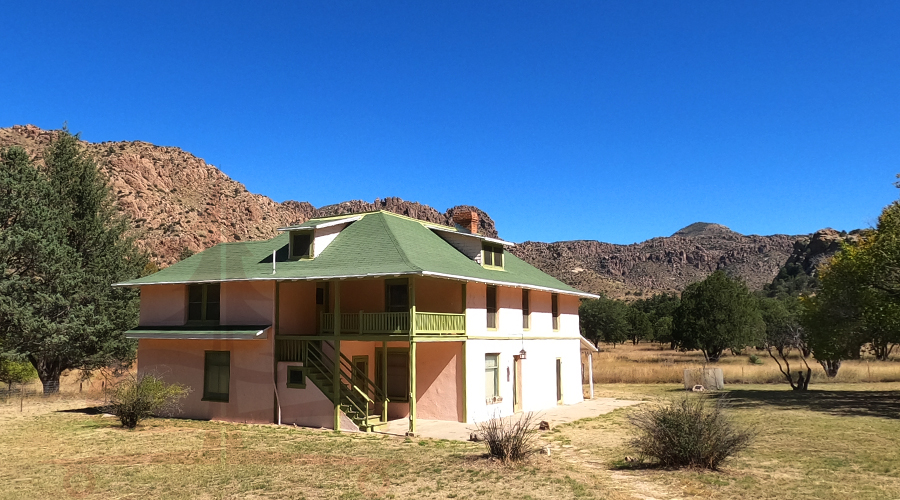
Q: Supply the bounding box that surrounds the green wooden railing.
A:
[319,311,465,335]
[276,337,306,362]
[415,312,466,334]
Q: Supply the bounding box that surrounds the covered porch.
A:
[274,275,468,434]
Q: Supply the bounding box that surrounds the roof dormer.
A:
[426,224,514,269]
[278,215,362,259]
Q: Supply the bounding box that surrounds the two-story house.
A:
[118,210,597,433]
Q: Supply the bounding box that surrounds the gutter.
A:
[113,270,599,299]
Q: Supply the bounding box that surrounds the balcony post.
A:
[381,340,388,422]
[408,276,417,435]
[333,280,341,431]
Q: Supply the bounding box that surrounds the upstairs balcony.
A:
[319,311,465,336]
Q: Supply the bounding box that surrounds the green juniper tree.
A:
[0,129,146,393]
[802,200,900,376]
[672,271,763,362]
[579,295,630,346]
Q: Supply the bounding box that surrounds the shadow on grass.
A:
[58,406,105,415]
[717,389,900,420]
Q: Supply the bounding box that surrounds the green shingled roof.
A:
[119,211,596,298]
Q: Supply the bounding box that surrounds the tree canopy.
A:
[579,295,630,346]
[802,199,900,376]
[672,271,763,362]
[0,129,146,393]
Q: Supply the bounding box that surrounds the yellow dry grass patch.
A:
[590,343,900,385]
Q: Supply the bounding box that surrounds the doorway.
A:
[555,358,563,405]
[352,356,369,390]
[513,355,523,412]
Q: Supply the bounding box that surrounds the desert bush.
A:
[476,411,541,463]
[105,374,190,428]
[629,395,755,470]
[748,354,763,365]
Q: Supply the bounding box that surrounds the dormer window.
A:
[482,243,504,269]
[290,231,313,259]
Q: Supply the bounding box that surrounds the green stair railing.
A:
[304,340,389,430]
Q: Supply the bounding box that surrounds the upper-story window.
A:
[486,285,498,329]
[551,293,559,331]
[290,231,313,259]
[482,243,504,269]
[385,279,409,312]
[522,289,530,330]
[188,284,220,324]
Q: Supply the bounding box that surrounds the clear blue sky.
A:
[3,1,899,244]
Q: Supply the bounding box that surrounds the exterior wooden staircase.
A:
[305,341,389,432]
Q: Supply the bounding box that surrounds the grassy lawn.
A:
[0,395,621,500]
[554,383,900,500]
[2,383,900,499]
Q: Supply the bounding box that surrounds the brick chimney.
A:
[452,210,479,234]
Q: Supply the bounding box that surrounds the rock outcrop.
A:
[784,228,861,276]
[0,125,496,266]
[511,224,801,298]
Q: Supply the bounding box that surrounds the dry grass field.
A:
[589,342,900,385]
[2,362,899,499]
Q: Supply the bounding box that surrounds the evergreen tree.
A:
[672,271,763,362]
[803,201,900,376]
[626,306,653,345]
[579,295,630,346]
[0,130,146,393]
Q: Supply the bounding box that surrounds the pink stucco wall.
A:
[276,362,357,430]
[137,337,275,423]
[139,284,186,326]
[415,341,463,421]
[336,340,463,422]
[136,280,277,423]
[222,281,274,325]
[338,280,384,313]
[417,277,464,314]
[278,281,317,335]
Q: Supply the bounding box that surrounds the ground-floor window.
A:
[375,349,409,402]
[203,351,230,402]
[485,353,500,403]
[287,365,306,389]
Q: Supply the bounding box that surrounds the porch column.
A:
[381,340,388,422]
[461,282,467,424]
[333,280,341,431]
[588,352,594,399]
[408,276,417,435]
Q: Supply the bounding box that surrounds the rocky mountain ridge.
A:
[0,124,848,296]
[0,125,496,266]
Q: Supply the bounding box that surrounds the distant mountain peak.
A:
[673,222,735,238]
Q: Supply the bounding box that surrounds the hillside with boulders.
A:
[0,125,850,295]
[0,125,496,266]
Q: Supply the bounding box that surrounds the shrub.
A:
[629,395,755,470]
[476,412,541,463]
[105,374,190,428]
[0,358,38,391]
[748,354,764,365]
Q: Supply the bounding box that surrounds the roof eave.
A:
[114,270,599,298]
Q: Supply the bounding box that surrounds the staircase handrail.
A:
[306,342,371,422]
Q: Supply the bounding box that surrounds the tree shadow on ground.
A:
[716,389,900,420]
[58,406,104,415]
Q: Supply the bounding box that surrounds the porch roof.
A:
[116,211,598,298]
[125,325,270,340]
